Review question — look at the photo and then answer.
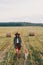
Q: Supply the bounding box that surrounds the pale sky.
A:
[0,0,43,23]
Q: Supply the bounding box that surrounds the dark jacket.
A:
[14,37,21,47]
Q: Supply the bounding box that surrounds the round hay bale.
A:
[29,32,35,36]
[6,32,11,37]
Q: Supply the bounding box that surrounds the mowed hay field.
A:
[0,26,43,65]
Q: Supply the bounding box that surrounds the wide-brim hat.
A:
[15,32,20,36]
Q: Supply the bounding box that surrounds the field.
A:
[0,26,43,65]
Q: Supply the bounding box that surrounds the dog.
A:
[24,49,28,60]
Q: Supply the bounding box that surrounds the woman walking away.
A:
[14,32,22,58]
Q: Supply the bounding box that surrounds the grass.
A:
[0,26,43,65]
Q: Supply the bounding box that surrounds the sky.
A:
[0,0,43,23]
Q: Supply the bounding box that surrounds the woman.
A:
[14,32,22,56]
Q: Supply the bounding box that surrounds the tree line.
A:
[0,22,43,26]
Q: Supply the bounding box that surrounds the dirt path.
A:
[22,36,28,50]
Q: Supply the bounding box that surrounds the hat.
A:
[15,32,20,36]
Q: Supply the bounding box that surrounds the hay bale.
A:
[29,32,35,36]
[6,32,11,37]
